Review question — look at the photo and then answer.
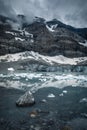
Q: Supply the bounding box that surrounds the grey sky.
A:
[0,0,87,28]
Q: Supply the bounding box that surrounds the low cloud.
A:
[0,0,87,28]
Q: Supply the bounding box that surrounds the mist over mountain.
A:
[0,0,87,28]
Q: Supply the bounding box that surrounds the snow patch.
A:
[5,31,14,35]
[20,30,33,38]
[46,24,58,32]
[15,37,25,41]
[46,25,55,32]
[79,41,87,47]
[25,31,33,38]
[51,24,58,30]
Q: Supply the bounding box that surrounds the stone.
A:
[16,91,35,107]
[30,111,38,118]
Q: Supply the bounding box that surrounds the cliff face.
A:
[0,15,87,58]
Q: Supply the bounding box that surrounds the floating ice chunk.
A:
[41,99,47,103]
[7,68,14,71]
[0,74,4,77]
[80,98,87,103]
[39,78,47,82]
[47,93,55,98]
[59,93,64,96]
[63,90,67,94]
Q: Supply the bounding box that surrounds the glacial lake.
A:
[0,70,87,130]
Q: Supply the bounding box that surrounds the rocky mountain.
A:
[0,15,87,58]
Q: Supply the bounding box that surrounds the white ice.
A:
[47,93,55,98]
[15,37,25,41]
[0,51,87,65]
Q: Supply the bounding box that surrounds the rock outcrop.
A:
[0,15,87,58]
[16,91,35,107]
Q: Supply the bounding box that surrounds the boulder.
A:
[16,91,35,107]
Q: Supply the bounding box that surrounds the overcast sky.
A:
[0,0,87,28]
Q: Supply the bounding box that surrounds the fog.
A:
[0,0,87,28]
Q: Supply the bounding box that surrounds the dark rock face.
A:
[0,15,87,58]
[47,19,87,39]
[16,91,35,107]
[25,21,87,57]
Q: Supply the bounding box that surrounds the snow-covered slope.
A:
[0,51,87,65]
